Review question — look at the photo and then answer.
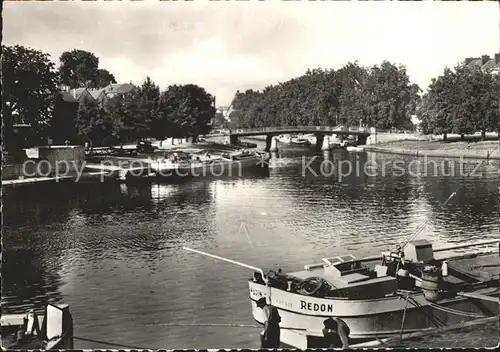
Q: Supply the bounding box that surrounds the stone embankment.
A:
[364,139,500,160]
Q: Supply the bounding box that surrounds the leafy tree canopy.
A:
[95,69,117,89]
[2,45,58,149]
[229,61,421,130]
[156,84,215,139]
[59,49,116,89]
[417,64,499,138]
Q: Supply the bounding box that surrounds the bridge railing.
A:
[228,125,371,134]
[374,128,419,134]
[206,125,376,136]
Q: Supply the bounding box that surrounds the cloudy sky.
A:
[4,1,499,105]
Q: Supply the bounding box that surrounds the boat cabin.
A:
[268,255,398,300]
[222,150,254,161]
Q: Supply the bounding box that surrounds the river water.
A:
[2,144,499,348]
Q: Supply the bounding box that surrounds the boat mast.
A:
[399,190,457,250]
[183,247,267,282]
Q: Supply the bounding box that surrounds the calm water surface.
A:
[2,146,499,348]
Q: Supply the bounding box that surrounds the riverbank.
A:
[3,140,245,190]
[389,316,499,348]
[364,139,500,160]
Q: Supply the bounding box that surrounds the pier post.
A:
[270,151,279,162]
[315,134,325,150]
[321,135,331,150]
[265,135,278,152]
[357,135,368,146]
[269,136,278,152]
[229,135,239,145]
[265,135,272,152]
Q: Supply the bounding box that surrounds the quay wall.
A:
[2,146,85,180]
[2,162,50,180]
[39,145,85,173]
[364,146,500,160]
[366,132,425,145]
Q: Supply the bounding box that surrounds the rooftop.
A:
[60,88,88,102]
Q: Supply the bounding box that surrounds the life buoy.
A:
[297,277,326,296]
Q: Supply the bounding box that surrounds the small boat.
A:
[346,146,364,152]
[184,238,499,348]
[277,135,292,144]
[235,141,258,149]
[1,303,73,350]
[278,135,312,147]
[303,134,317,145]
[290,137,311,146]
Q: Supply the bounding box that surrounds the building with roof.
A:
[59,87,94,103]
[464,53,500,74]
[87,82,137,104]
[59,83,137,104]
[51,83,137,144]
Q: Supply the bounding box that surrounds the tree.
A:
[2,45,58,150]
[229,89,264,128]
[418,64,500,140]
[51,93,79,144]
[76,97,114,147]
[418,68,458,140]
[59,49,99,88]
[95,69,117,89]
[156,84,215,141]
[103,77,161,145]
[104,92,138,145]
[461,66,500,139]
[135,76,160,140]
[336,62,368,127]
[363,61,421,129]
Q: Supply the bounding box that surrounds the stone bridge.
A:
[208,125,373,151]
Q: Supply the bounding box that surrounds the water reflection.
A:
[1,149,498,348]
[2,247,64,314]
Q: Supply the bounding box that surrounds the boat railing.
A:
[305,254,358,270]
[304,239,498,274]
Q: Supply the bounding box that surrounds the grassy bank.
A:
[365,139,500,160]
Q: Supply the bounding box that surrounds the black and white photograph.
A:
[1,0,499,349]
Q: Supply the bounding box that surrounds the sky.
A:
[4,1,500,106]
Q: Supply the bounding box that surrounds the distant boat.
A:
[303,134,317,145]
[277,135,292,144]
[278,135,312,147]
[290,137,311,146]
[346,146,364,152]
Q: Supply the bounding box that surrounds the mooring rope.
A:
[143,322,306,331]
[144,322,262,328]
[399,293,410,342]
[428,303,489,318]
[402,295,447,328]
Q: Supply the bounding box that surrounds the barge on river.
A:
[185,239,499,348]
[151,150,270,179]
